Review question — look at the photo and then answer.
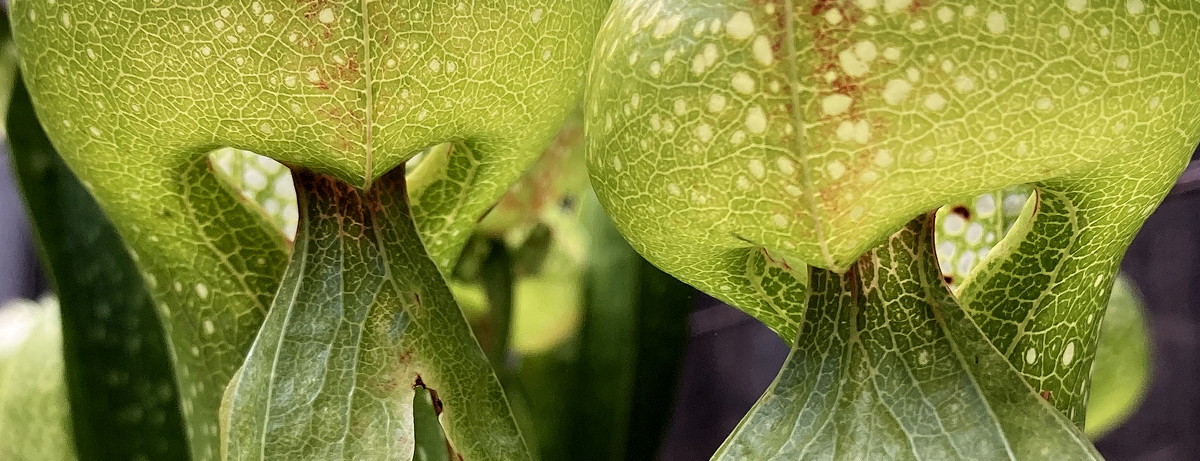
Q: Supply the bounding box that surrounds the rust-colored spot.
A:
[951,206,971,219]
[942,275,954,284]
[1040,390,1053,403]
[411,376,445,416]
[298,0,331,21]
[760,248,794,271]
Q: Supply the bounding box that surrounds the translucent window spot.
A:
[882,79,912,105]
[744,106,767,134]
[748,159,766,179]
[975,195,996,216]
[873,149,893,167]
[1126,0,1145,15]
[824,9,844,25]
[707,94,727,113]
[953,75,976,93]
[942,213,966,235]
[834,120,871,144]
[821,93,853,116]
[673,98,688,115]
[771,213,789,227]
[731,72,756,94]
[906,67,921,82]
[736,176,752,190]
[1148,19,1160,35]
[882,47,901,61]
[884,0,913,13]
[826,161,847,180]
[965,222,984,245]
[1036,97,1054,110]
[752,36,774,66]
[936,6,955,22]
[202,320,216,335]
[924,93,947,111]
[1025,348,1037,364]
[776,158,796,175]
[694,123,714,142]
[859,170,879,184]
[855,0,880,11]
[986,11,1007,34]
[1066,0,1087,12]
[918,350,929,365]
[725,12,755,40]
[956,252,976,274]
[1003,194,1028,215]
[667,183,682,196]
[317,8,336,24]
[195,283,209,299]
[1115,54,1130,69]
[653,14,684,39]
[962,5,978,16]
[838,41,877,77]
[1062,342,1076,366]
[1149,96,1161,110]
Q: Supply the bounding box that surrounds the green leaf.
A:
[715,216,1101,460]
[11,2,608,456]
[8,79,189,460]
[412,386,453,461]
[209,149,299,240]
[222,169,530,460]
[586,0,1200,339]
[934,187,1031,287]
[0,297,75,461]
[1084,276,1151,439]
[954,180,1165,424]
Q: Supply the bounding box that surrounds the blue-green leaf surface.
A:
[223,169,529,460]
[715,216,1101,460]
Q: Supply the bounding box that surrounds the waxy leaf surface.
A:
[223,169,530,460]
[11,1,607,457]
[714,217,1101,460]
[587,0,1200,339]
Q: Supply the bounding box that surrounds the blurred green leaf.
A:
[1085,276,1151,439]
[412,386,452,461]
[8,79,189,460]
[0,297,75,461]
[554,194,692,461]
